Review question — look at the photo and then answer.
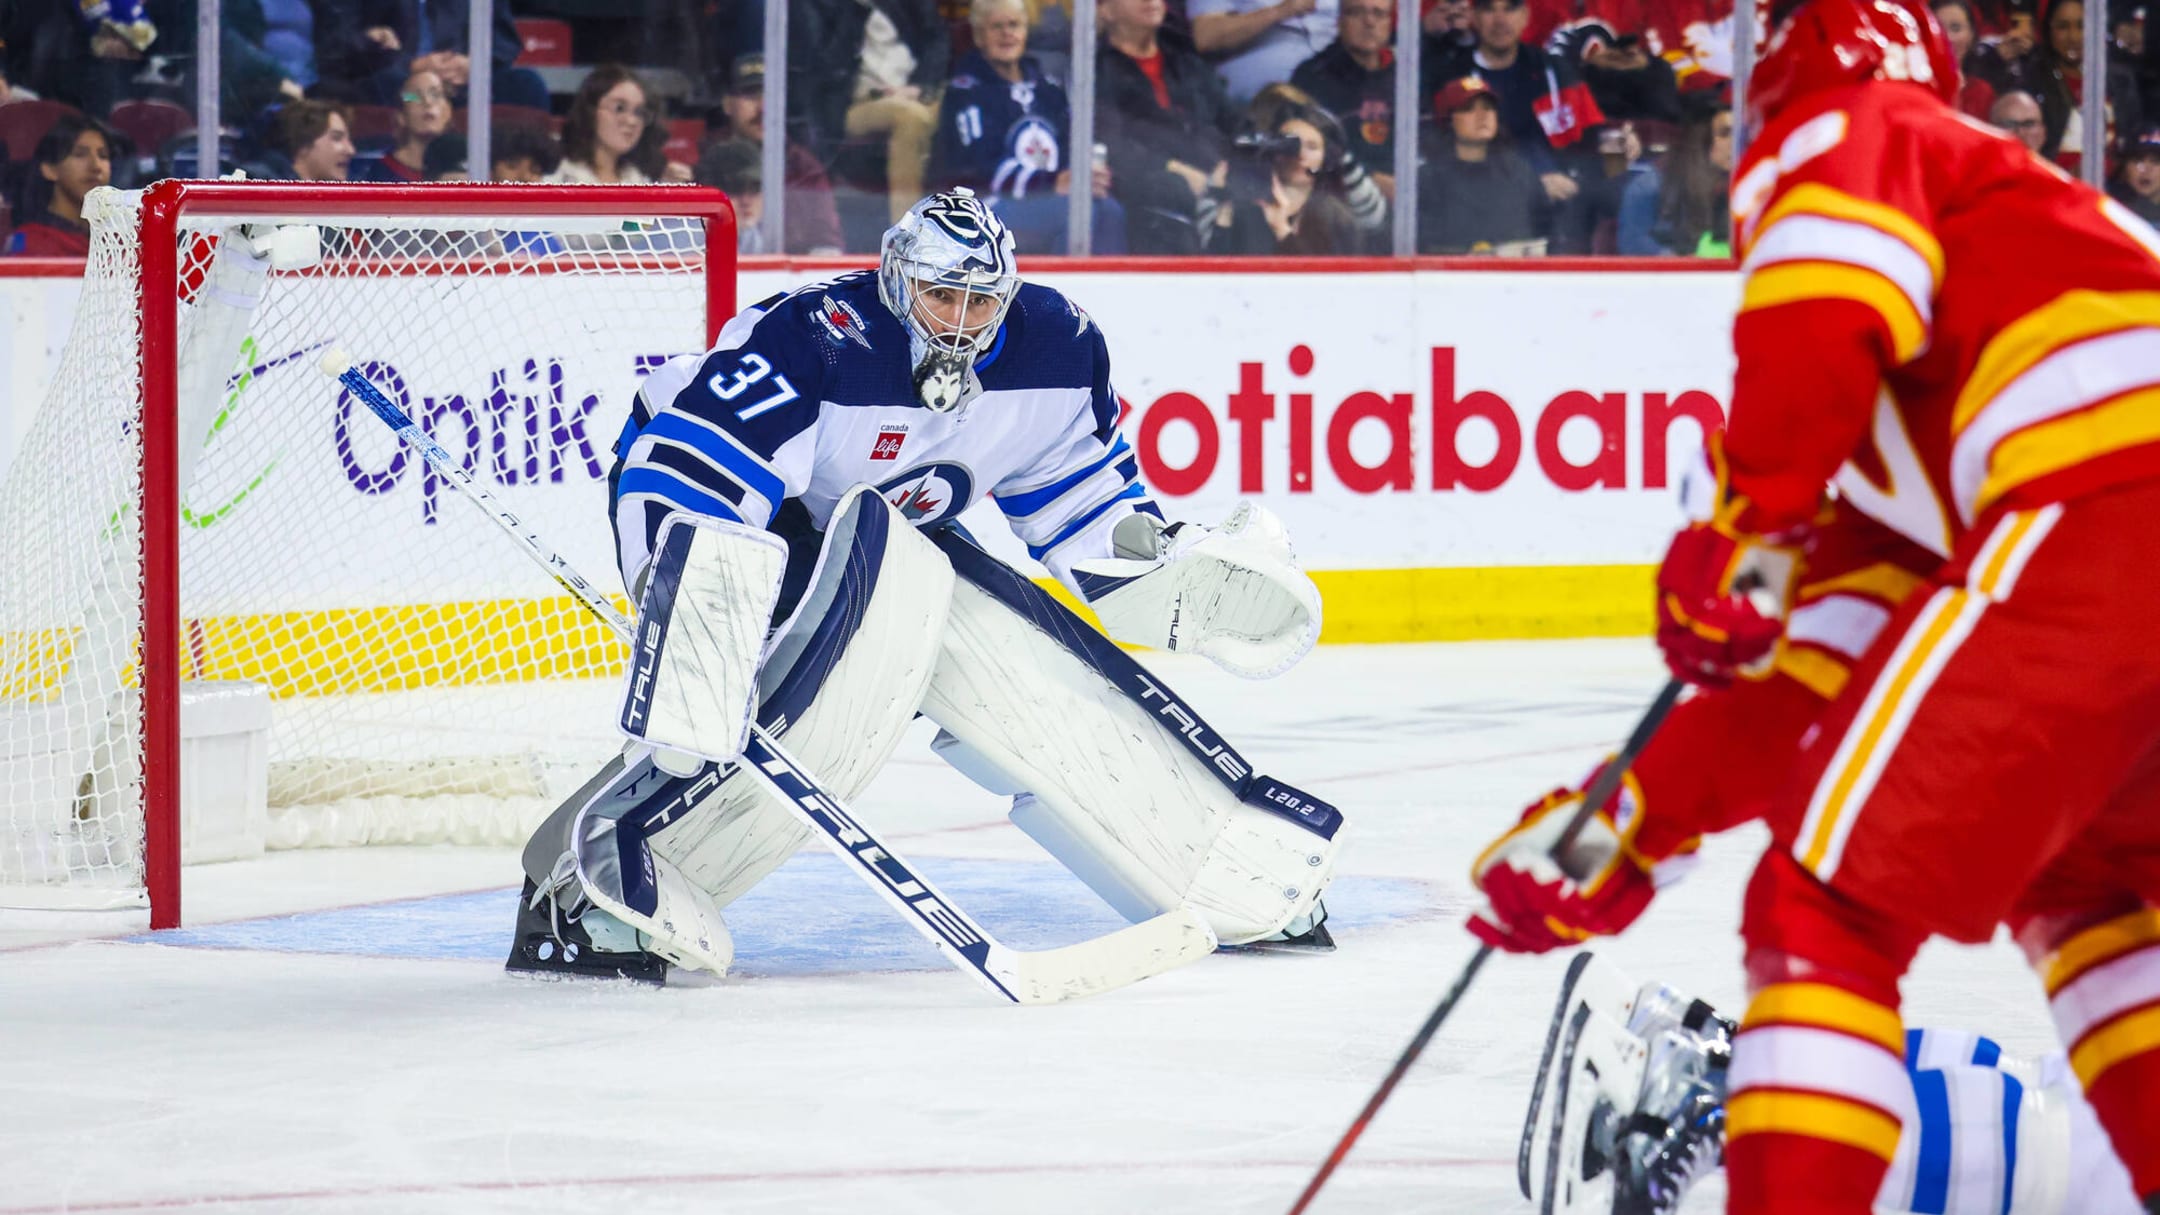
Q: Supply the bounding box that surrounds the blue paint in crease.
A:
[137,855,1430,978]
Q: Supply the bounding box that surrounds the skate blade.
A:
[1223,922,1337,954]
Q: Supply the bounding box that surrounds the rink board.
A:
[0,261,1733,655]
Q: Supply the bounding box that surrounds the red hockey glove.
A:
[1469,775,1660,954]
[1655,437,1807,690]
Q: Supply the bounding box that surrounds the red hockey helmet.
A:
[1748,0,1961,129]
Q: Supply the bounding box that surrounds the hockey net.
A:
[0,181,732,926]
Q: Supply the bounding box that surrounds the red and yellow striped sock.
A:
[2044,908,2160,1198]
[1724,981,1909,1214]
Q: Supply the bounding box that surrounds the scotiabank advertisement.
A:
[0,265,1738,641]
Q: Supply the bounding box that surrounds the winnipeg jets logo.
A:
[875,461,976,526]
[814,294,873,350]
[1010,116,1059,172]
[1066,296,1094,337]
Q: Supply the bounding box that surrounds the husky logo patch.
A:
[815,294,873,350]
[870,425,908,461]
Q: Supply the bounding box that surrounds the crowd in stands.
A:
[5,0,2160,257]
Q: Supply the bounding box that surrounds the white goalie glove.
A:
[1072,502,1321,679]
[617,511,790,772]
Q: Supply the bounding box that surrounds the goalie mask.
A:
[878,189,1019,414]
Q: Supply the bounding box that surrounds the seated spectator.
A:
[313,0,550,111]
[697,139,770,253]
[1645,97,1730,256]
[2111,127,2160,223]
[1190,0,1338,109]
[1211,92,1367,252]
[1417,75,1544,254]
[1432,0,1604,249]
[1,0,156,116]
[364,69,451,182]
[791,0,948,222]
[931,0,1127,253]
[489,126,563,184]
[1992,88,2050,152]
[5,115,113,256]
[1544,22,1681,124]
[548,65,693,185]
[1935,0,2000,117]
[1289,0,1398,192]
[2032,0,2141,170]
[1970,0,2044,93]
[716,54,845,255]
[1096,0,1238,253]
[278,99,355,181]
[1246,82,1387,230]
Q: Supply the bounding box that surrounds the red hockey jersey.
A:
[1726,80,2160,556]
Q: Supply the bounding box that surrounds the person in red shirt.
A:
[1094,0,1237,252]
[1933,0,2000,116]
[1469,0,2160,1209]
[5,115,113,258]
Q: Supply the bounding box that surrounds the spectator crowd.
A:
[4,0,2159,257]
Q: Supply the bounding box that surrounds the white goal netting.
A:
[0,183,723,918]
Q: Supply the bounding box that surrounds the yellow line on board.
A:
[1,566,1656,701]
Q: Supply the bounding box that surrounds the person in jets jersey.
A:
[1519,954,2143,1215]
[504,188,1342,983]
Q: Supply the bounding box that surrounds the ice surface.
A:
[0,640,2059,1214]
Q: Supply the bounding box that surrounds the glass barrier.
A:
[7,0,2136,262]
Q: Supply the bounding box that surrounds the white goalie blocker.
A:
[548,486,1341,977]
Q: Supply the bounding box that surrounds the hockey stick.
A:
[320,351,1218,1004]
[1284,677,1686,1214]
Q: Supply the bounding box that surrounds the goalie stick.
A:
[319,351,1218,1005]
[1283,678,1686,1214]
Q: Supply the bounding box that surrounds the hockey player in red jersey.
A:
[1470,0,2160,1208]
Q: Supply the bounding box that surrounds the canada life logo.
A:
[870,426,908,461]
[1126,344,1728,497]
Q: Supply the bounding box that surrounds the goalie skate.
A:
[504,875,669,986]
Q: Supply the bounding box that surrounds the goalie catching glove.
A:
[1470,762,1696,954]
[1655,435,1808,690]
[1071,502,1321,679]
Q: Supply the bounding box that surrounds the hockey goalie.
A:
[501,189,1343,985]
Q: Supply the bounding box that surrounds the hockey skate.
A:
[1519,952,1733,1215]
[503,873,670,985]
[1238,898,1335,952]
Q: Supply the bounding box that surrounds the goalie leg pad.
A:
[636,488,955,907]
[921,531,1343,945]
[618,512,790,764]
